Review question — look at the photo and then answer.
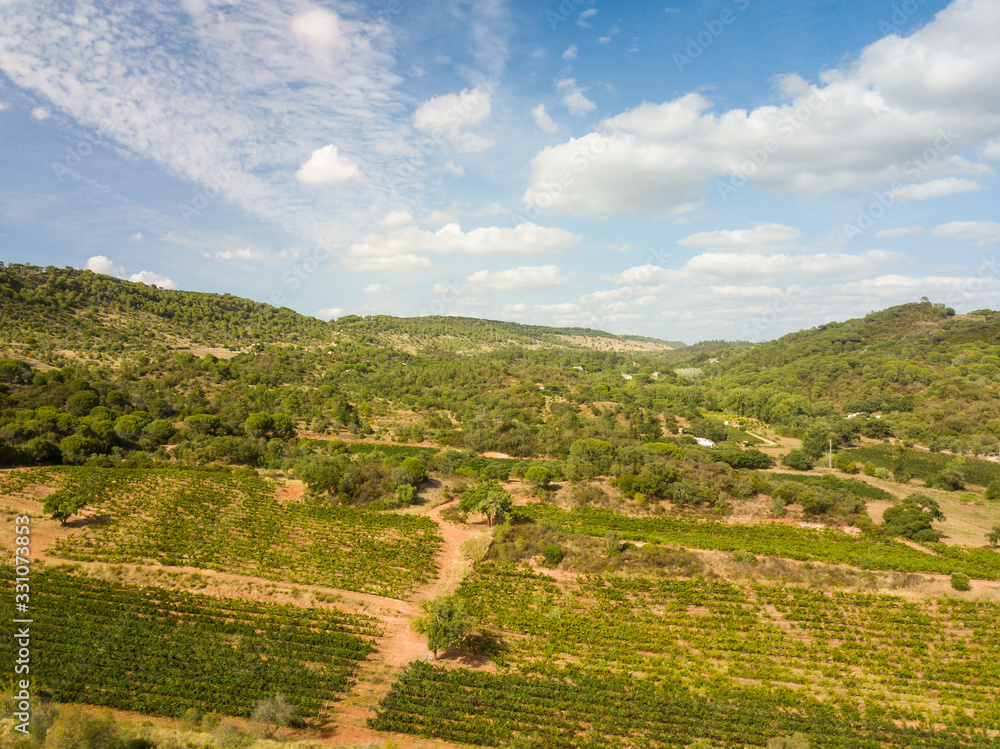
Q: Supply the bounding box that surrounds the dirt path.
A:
[327,499,485,746]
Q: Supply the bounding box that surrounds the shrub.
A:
[781,449,813,471]
[950,572,971,592]
[543,544,565,566]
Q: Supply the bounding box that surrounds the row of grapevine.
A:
[2,565,379,719]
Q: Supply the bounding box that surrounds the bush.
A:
[543,544,564,566]
[950,571,971,592]
[781,449,813,471]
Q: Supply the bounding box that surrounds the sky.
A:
[1,0,999,344]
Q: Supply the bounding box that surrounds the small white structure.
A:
[621,374,633,380]
[695,437,715,447]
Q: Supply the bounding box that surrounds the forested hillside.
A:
[2,264,1000,749]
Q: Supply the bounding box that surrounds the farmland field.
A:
[1,466,442,598]
[2,565,378,719]
[371,563,1000,747]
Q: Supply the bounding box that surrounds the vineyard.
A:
[515,504,1000,579]
[1,467,442,598]
[843,446,1000,487]
[371,564,1000,747]
[2,565,378,719]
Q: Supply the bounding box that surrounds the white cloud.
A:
[0,101,9,112]
[0,1,403,237]
[607,244,632,253]
[86,255,124,277]
[130,270,176,288]
[413,88,494,153]
[678,223,804,251]
[532,104,558,135]
[557,78,596,116]
[290,8,345,66]
[465,264,566,291]
[316,307,346,321]
[296,144,363,185]
[444,160,465,176]
[577,9,597,27]
[211,248,264,260]
[363,283,390,293]
[348,222,582,264]
[982,138,1000,160]
[129,232,143,241]
[562,44,578,60]
[343,254,432,272]
[379,210,414,228]
[525,0,1000,216]
[425,210,453,225]
[875,226,926,238]
[930,220,1000,246]
[597,36,611,44]
[31,107,49,120]
[892,178,983,202]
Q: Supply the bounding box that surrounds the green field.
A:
[844,446,1000,487]
[2,467,442,598]
[515,504,1000,579]
[4,566,377,719]
[371,564,1000,747]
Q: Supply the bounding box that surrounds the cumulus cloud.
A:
[931,220,1000,246]
[532,104,558,135]
[129,232,144,241]
[211,248,265,260]
[343,254,432,273]
[525,0,1000,217]
[413,88,494,153]
[576,9,597,27]
[379,210,414,228]
[296,144,363,185]
[315,307,346,321]
[86,255,124,277]
[892,178,983,202]
[557,78,596,116]
[290,8,346,66]
[562,44,578,60]
[465,264,566,291]
[129,270,176,288]
[678,223,804,251]
[31,107,49,120]
[347,222,582,266]
[444,160,465,176]
[875,226,926,238]
[363,283,390,293]
[982,138,1000,161]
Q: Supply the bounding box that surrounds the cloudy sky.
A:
[2,0,999,342]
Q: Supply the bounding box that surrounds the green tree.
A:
[243,412,274,438]
[986,480,1000,502]
[58,434,103,465]
[781,449,813,471]
[65,390,99,417]
[524,464,554,488]
[251,694,303,738]
[479,488,513,527]
[986,524,1000,547]
[882,493,945,542]
[43,708,117,749]
[411,595,473,659]
[950,571,971,592]
[43,490,87,526]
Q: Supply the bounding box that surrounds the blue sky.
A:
[2,0,999,343]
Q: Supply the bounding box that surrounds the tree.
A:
[251,694,303,737]
[411,595,473,659]
[479,488,513,527]
[43,490,87,526]
[65,390,100,417]
[882,493,945,542]
[987,481,1000,502]
[950,571,971,592]
[43,708,117,749]
[781,449,813,471]
[986,524,1000,547]
[243,412,274,438]
[524,464,554,488]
